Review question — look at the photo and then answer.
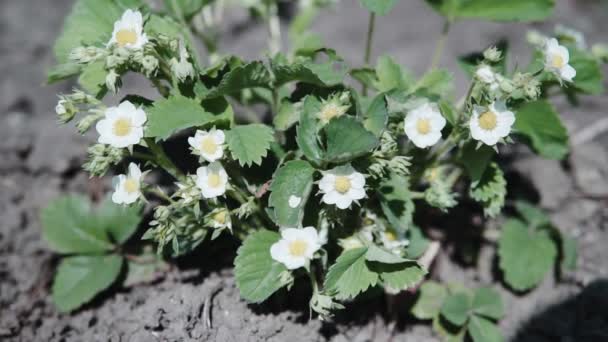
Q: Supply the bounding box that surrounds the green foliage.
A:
[164,0,208,19]
[235,230,290,302]
[48,63,81,84]
[569,47,604,95]
[204,62,272,98]
[441,293,471,326]
[412,281,448,320]
[269,160,316,227]
[414,69,454,97]
[378,173,414,234]
[272,55,348,87]
[359,0,400,15]
[468,316,503,342]
[225,124,275,166]
[461,143,495,183]
[95,197,143,244]
[78,61,107,95]
[296,96,325,163]
[373,262,427,291]
[324,248,379,300]
[515,100,569,160]
[471,287,504,320]
[374,55,413,92]
[425,0,554,22]
[469,163,506,218]
[363,93,389,137]
[324,116,379,163]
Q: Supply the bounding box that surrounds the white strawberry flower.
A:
[544,38,576,82]
[209,208,232,231]
[96,101,147,148]
[187,128,225,162]
[270,227,322,270]
[403,102,446,148]
[107,9,148,49]
[319,166,366,210]
[195,162,228,199]
[112,163,143,205]
[475,65,500,91]
[469,101,515,146]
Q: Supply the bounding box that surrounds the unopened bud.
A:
[483,46,502,62]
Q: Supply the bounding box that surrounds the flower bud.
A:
[55,99,76,123]
[105,69,120,93]
[526,30,547,46]
[141,55,159,76]
[483,46,502,62]
[592,44,608,63]
[76,112,104,134]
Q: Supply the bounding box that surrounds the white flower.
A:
[55,100,67,115]
[403,102,446,148]
[544,38,576,82]
[270,227,322,270]
[170,43,195,82]
[475,65,500,91]
[319,166,366,210]
[469,101,515,146]
[195,162,228,199]
[288,195,302,208]
[112,163,143,204]
[107,9,148,49]
[188,129,225,162]
[209,208,232,231]
[96,101,147,148]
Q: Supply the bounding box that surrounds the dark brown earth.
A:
[1,0,607,341]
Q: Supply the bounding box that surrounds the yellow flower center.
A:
[213,210,227,225]
[288,240,308,257]
[200,136,218,155]
[123,178,139,194]
[319,104,342,122]
[207,173,222,188]
[551,54,565,69]
[334,176,351,194]
[116,29,138,47]
[478,111,498,131]
[113,118,132,137]
[416,118,432,135]
[384,231,397,241]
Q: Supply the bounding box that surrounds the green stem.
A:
[362,12,376,96]
[145,186,176,204]
[145,138,185,182]
[268,2,281,54]
[428,20,451,71]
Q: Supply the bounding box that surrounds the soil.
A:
[1,0,608,341]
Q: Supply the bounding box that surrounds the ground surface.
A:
[1,0,608,341]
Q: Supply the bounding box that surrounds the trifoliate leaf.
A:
[515,100,569,160]
[225,124,275,166]
[471,287,504,320]
[146,95,233,140]
[324,247,379,300]
[433,315,467,342]
[52,254,123,312]
[296,96,325,163]
[272,57,347,87]
[498,219,558,291]
[424,0,554,22]
[269,160,316,227]
[204,62,272,99]
[441,293,472,326]
[468,316,503,342]
[363,93,389,137]
[374,55,414,92]
[359,0,399,15]
[78,61,106,95]
[371,262,427,292]
[413,69,454,98]
[569,47,604,95]
[235,230,290,303]
[365,244,409,264]
[41,195,114,254]
[378,172,415,234]
[53,0,141,63]
[412,281,448,320]
[324,116,379,163]
[95,197,143,244]
[469,163,506,218]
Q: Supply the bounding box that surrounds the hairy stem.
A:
[362,12,376,96]
[428,20,451,71]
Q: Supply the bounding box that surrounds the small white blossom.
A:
[209,208,232,231]
[555,25,586,49]
[96,101,147,148]
[112,163,143,204]
[469,101,515,146]
[403,103,446,148]
[319,166,366,210]
[288,195,302,208]
[270,227,322,270]
[170,43,195,82]
[544,38,576,82]
[188,128,225,162]
[107,9,148,49]
[195,162,228,199]
[55,100,67,116]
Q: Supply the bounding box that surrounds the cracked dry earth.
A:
[2,0,608,341]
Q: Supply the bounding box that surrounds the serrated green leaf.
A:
[235,230,289,302]
[378,172,414,234]
[425,0,554,22]
[569,47,604,95]
[52,254,123,312]
[269,160,316,227]
[374,55,414,92]
[78,61,106,95]
[461,142,495,183]
[469,163,506,218]
[498,219,558,291]
[515,100,569,160]
[41,195,114,254]
[273,99,300,131]
[365,244,409,264]
[359,0,399,15]
[363,93,389,137]
[95,197,143,244]
[48,62,82,84]
[441,293,472,326]
[372,262,427,291]
[324,116,378,163]
[468,316,503,342]
[405,226,430,259]
[471,287,504,320]
[324,247,379,300]
[514,201,551,228]
[414,68,453,97]
[204,62,272,98]
[53,0,141,63]
[351,67,378,90]
[225,124,274,166]
[438,100,458,126]
[146,95,233,140]
[272,57,347,87]
[164,0,208,19]
[296,96,324,163]
[412,281,448,320]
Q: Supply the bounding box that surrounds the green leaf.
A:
[514,200,551,228]
[439,100,458,126]
[269,160,316,227]
[363,93,389,137]
[374,55,413,92]
[515,100,569,160]
[95,197,142,244]
[225,124,275,166]
[425,0,554,22]
[52,254,123,312]
[561,233,578,272]
[469,163,506,218]
[324,116,379,163]
[405,226,430,259]
[124,250,169,287]
[373,262,427,291]
[468,316,503,342]
[273,100,300,131]
[412,281,448,320]
[145,95,233,140]
[569,47,604,95]
[378,172,414,234]
[296,96,325,163]
[434,315,467,342]
[414,69,454,97]
[272,57,347,87]
[53,0,141,63]
[47,63,81,84]
[461,143,495,183]
[498,219,558,291]
[365,244,409,264]
[471,287,504,320]
[41,195,114,254]
[234,230,290,302]
[441,293,472,326]
[164,0,208,19]
[350,67,378,91]
[324,247,379,300]
[204,62,272,98]
[359,0,399,15]
[78,61,106,95]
